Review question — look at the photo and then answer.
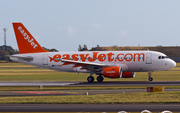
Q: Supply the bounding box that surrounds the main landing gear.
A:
[148,71,153,81]
[96,75,104,82]
[87,75,104,82]
[87,76,94,82]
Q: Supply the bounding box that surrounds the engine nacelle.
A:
[103,66,122,78]
[121,72,135,78]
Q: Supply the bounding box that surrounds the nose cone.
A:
[169,59,176,69]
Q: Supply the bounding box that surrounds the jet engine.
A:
[121,72,135,78]
[102,66,122,78]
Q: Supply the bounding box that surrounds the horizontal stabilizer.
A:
[10,56,33,62]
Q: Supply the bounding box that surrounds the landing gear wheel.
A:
[148,77,153,81]
[97,76,104,82]
[87,76,94,82]
[148,71,153,82]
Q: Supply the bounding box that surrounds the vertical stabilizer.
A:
[12,22,48,54]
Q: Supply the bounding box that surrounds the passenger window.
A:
[158,56,161,59]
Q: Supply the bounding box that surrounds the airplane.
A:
[10,22,176,82]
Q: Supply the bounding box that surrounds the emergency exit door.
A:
[146,53,152,64]
[43,54,48,65]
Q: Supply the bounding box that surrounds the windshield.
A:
[158,56,169,59]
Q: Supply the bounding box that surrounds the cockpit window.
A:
[158,56,168,59]
[158,56,162,59]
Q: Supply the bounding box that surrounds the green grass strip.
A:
[0,91,180,104]
[0,86,179,91]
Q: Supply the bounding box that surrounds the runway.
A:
[0,81,180,86]
[74,81,180,86]
[0,104,179,112]
[0,81,78,86]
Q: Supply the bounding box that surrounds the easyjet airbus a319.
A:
[10,22,176,82]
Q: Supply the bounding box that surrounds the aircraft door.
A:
[146,53,152,64]
[43,54,48,65]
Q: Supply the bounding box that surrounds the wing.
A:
[55,58,115,72]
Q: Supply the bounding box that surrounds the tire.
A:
[87,76,94,82]
[97,76,104,82]
[148,77,153,81]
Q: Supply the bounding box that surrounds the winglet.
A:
[12,22,48,54]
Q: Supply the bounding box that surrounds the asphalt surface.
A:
[0,104,179,112]
[74,81,180,86]
[0,81,180,86]
[0,82,78,86]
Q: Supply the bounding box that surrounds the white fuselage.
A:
[10,50,176,73]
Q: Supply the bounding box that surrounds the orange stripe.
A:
[62,62,74,65]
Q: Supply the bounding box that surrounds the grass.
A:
[0,63,35,67]
[0,86,146,91]
[176,63,180,66]
[0,86,156,91]
[0,91,180,104]
[0,86,179,91]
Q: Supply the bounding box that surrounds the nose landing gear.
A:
[148,77,153,81]
[148,71,153,81]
